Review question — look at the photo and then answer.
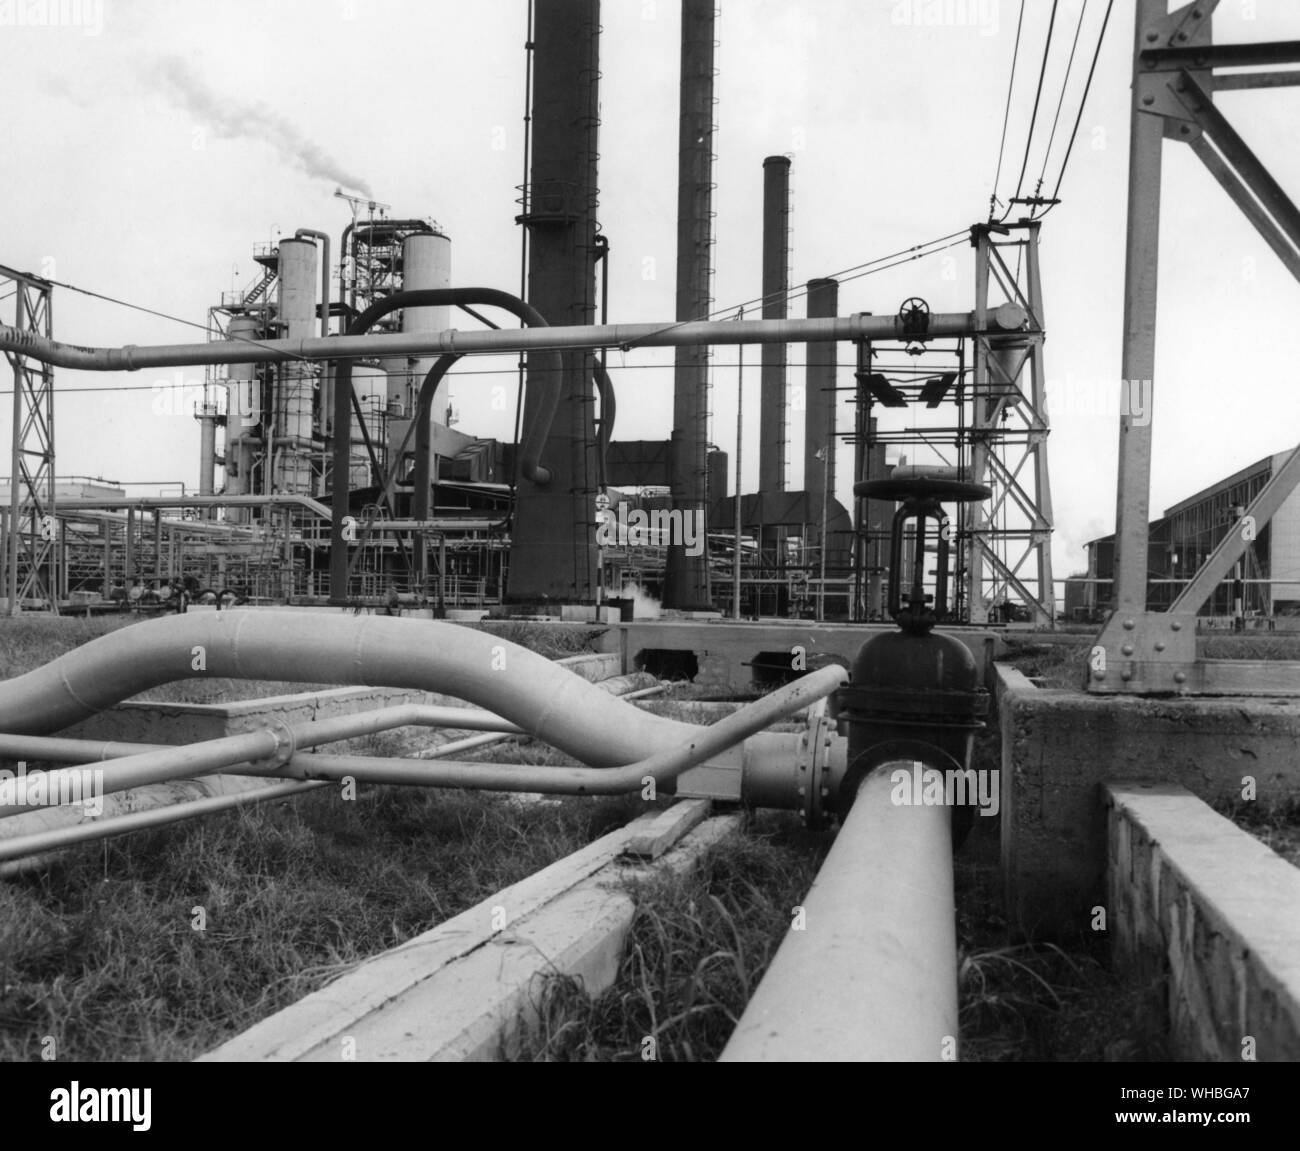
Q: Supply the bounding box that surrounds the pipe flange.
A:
[798,703,843,830]
[247,718,297,772]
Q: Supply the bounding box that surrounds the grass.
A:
[0,786,644,1061]
[513,812,828,1061]
[2,612,1176,1062]
[512,793,1171,1062]
[1213,794,1300,869]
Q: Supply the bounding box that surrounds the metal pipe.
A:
[720,760,958,1062]
[0,612,715,759]
[0,780,324,870]
[232,665,843,795]
[0,699,519,819]
[330,288,559,603]
[57,493,334,517]
[0,310,1029,371]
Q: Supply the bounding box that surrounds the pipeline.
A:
[0,308,1031,371]
[0,611,748,762]
[0,666,843,862]
[720,757,959,1062]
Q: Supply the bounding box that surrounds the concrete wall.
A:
[619,621,999,696]
[998,665,1300,935]
[1107,782,1300,1061]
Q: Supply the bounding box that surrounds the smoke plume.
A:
[156,56,371,195]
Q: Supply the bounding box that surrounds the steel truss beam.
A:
[968,221,1055,626]
[1093,0,1300,694]
[1,265,55,615]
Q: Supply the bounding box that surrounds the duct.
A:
[0,307,1029,371]
[720,760,958,1062]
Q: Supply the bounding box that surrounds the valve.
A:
[834,476,991,844]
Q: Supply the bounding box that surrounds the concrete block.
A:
[201,806,741,1062]
[1106,782,1300,1061]
[998,664,1300,935]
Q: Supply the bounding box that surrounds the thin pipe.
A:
[720,760,958,1062]
[0,310,1030,370]
[232,664,843,795]
[0,700,531,818]
[0,780,325,869]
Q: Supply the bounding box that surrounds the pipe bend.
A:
[0,611,694,767]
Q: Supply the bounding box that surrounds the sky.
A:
[3,0,1300,584]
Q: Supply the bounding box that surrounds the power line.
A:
[1007,0,1060,216]
[1035,0,1088,196]
[1045,0,1115,211]
[43,277,212,334]
[990,0,1027,219]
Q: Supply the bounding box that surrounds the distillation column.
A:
[223,314,261,523]
[506,0,602,605]
[272,237,318,495]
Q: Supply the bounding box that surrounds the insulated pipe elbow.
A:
[0,612,694,766]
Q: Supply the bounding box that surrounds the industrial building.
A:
[2,0,1053,626]
[1076,450,1300,621]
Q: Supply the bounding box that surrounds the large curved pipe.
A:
[330,289,559,603]
[0,611,696,762]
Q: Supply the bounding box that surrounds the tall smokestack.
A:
[803,277,838,498]
[506,0,602,606]
[759,156,791,495]
[663,0,716,611]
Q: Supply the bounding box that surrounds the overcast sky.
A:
[4,0,1300,581]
